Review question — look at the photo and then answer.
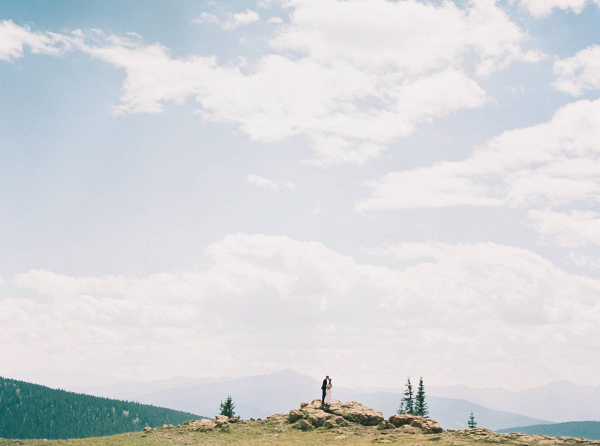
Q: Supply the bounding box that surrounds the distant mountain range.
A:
[69,369,551,430]
[0,376,202,440]
[498,421,600,440]
[427,380,600,423]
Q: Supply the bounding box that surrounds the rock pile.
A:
[380,414,443,433]
[288,400,349,430]
[180,414,242,433]
[286,399,442,433]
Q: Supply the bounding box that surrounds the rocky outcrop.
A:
[286,399,441,433]
[287,400,352,429]
[386,414,443,433]
[323,400,384,426]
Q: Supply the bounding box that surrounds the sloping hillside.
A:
[0,376,202,440]
[0,401,597,446]
[498,421,600,440]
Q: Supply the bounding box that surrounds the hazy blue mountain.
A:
[428,380,600,422]
[498,421,600,439]
[68,376,227,401]
[70,369,551,429]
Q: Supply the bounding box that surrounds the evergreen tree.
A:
[415,377,429,418]
[468,411,477,429]
[402,377,414,415]
[219,395,236,418]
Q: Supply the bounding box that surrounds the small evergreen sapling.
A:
[468,411,477,429]
[415,377,429,418]
[219,395,236,418]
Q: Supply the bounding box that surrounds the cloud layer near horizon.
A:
[2,234,600,388]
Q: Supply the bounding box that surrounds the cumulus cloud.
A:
[247,174,294,192]
[3,234,600,387]
[568,251,600,270]
[195,9,260,30]
[518,0,600,17]
[0,19,70,61]
[528,209,600,247]
[0,0,542,165]
[553,44,600,96]
[224,9,261,29]
[357,99,600,212]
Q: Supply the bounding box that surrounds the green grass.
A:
[2,420,600,445]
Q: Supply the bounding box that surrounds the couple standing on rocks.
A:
[321,375,333,406]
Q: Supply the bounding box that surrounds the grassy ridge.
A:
[1,420,600,446]
[0,376,203,440]
[498,421,600,440]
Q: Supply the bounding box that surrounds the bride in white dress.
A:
[325,378,332,405]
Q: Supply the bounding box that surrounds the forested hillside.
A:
[498,421,600,440]
[0,376,203,439]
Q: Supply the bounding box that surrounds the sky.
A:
[2,0,600,391]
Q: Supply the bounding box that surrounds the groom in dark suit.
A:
[321,375,329,405]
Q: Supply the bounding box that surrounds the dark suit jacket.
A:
[321,379,328,390]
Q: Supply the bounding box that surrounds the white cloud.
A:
[271,0,541,77]
[528,209,600,247]
[224,9,260,29]
[195,9,260,30]
[553,45,600,96]
[267,16,284,24]
[356,162,503,213]
[0,0,540,165]
[568,251,600,270]
[3,234,600,387]
[194,12,221,25]
[247,174,294,192]
[0,20,68,61]
[518,0,600,17]
[357,99,600,212]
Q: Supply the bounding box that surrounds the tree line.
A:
[0,376,202,439]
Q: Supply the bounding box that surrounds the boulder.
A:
[325,400,384,426]
[334,416,349,427]
[294,419,312,431]
[388,414,413,427]
[229,416,240,423]
[215,415,229,425]
[288,409,304,423]
[378,420,393,430]
[388,414,442,433]
[194,420,215,433]
[323,419,337,429]
[308,411,330,427]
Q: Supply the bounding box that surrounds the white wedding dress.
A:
[325,385,332,405]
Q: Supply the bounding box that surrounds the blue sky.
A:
[2,0,600,390]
